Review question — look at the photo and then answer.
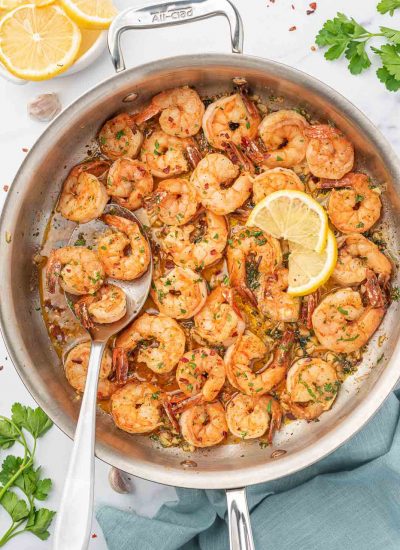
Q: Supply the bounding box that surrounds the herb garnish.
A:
[316,9,400,91]
[0,403,55,546]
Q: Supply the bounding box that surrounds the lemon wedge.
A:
[247,190,328,253]
[60,0,116,29]
[0,4,81,80]
[287,230,337,296]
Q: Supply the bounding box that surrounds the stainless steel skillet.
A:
[0,1,400,549]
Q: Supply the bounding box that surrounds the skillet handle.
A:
[226,487,255,550]
[108,0,243,72]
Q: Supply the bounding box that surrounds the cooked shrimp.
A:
[99,113,143,160]
[224,329,294,396]
[226,393,282,442]
[151,266,207,319]
[252,168,305,204]
[135,86,204,137]
[305,124,354,179]
[141,130,193,179]
[64,342,115,400]
[332,233,392,286]
[226,226,282,297]
[159,210,228,270]
[97,214,150,280]
[202,93,260,150]
[322,173,381,233]
[46,246,105,296]
[111,382,162,434]
[113,312,186,375]
[258,110,309,168]
[179,402,227,447]
[57,160,109,223]
[74,284,126,329]
[256,268,300,322]
[194,286,245,347]
[145,178,199,226]
[281,358,339,421]
[312,284,385,353]
[190,153,252,215]
[106,158,153,210]
[176,347,226,402]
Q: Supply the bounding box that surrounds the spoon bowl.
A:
[66,203,153,341]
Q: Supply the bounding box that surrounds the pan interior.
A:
[1,54,399,489]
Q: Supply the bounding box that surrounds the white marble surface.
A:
[0,0,399,548]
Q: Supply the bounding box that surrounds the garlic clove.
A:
[28,93,61,122]
[108,467,134,494]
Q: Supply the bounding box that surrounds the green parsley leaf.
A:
[26,508,56,541]
[11,404,53,439]
[380,26,400,45]
[377,0,400,16]
[377,66,400,90]
[1,491,30,522]
[373,43,400,80]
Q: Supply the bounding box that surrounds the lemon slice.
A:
[60,0,116,29]
[0,5,81,80]
[247,190,328,253]
[287,230,337,296]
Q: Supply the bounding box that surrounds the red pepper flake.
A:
[307,2,317,14]
[210,350,216,356]
[289,26,297,31]
[3,185,9,192]
[91,533,98,539]
[291,4,295,9]
[22,147,29,152]
[210,249,216,255]
[180,357,189,363]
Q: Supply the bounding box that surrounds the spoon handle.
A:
[53,340,106,550]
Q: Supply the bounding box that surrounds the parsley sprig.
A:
[377,0,400,16]
[0,403,55,546]
[316,10,400,91]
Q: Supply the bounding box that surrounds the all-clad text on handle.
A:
[108,0,244,72]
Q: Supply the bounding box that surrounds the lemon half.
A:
[0,4,81,80]
[247,190,328,253]
[287,230,338,296]
[60,0,116,29]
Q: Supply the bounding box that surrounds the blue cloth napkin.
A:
[97,390,400,550]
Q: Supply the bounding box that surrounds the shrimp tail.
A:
[134,105,160,126]
[223,140,255,174]
[222,287,245,321]
[365,269,386,308]
[113,347,129,385]
[46,254,61,294]
[241,137,270,165]
[300,291,320,329]
[162,399,181,432]
[236,284,258,308]
[273,329,295,367]
[317,173,355,189]
[267,397,282,444]
[74,299,95,330]
[169,393,203,414]
[186,144,203,169]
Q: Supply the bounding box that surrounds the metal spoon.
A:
[53,204,152,550]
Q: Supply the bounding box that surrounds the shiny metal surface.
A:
[53,204,152,550]
[108,0,243,72]
[0,55,400,491]
[226,488,255,550]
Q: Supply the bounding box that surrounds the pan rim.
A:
[1,52,400,489]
